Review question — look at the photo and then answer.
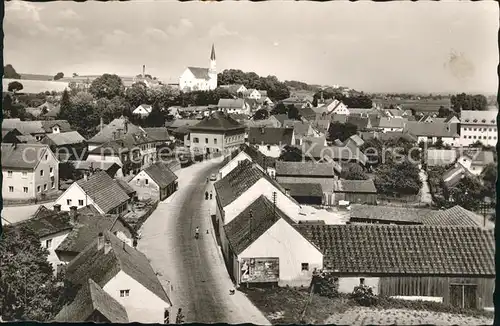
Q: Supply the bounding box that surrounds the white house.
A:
[405,121,460,147]
[56,231,172,323]
[132,104,153,117]
[378,117,406,133]
[55,171,131,214]
[248,127,295,158]
[456,150,495,176]
[460,110,498,147]
[222,195,323,287]
[244,89,262,100]
[218,144,276,179]
[128,162,178,201]
[217,98,251,115]
[178,44,217,92]
[220,84,247,95]
[317,99,349,115]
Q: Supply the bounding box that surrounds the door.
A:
[464,284,478,309]
[449,284,478,309]
[449,284,462,308]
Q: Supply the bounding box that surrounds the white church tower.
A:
[208,44,217,90]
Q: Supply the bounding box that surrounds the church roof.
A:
[211,44,216,61]
[187,67,210,80]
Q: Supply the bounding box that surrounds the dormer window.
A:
[473,119,478,123]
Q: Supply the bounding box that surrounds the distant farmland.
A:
[374,98,451,113]
[3,78,69,94]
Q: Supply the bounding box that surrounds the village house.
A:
[41,130,87,161]
[345,134,365,150]
[246,116,282,129]
[297,106,317,122]
[282,120,321,146]
[248,127,295,158]
[219,84,247,95]
[455,149,495,176]
[279,183,324,205]
[348,204,435,225]
[217,98,251,115]
[55,171,132,214]
[281,97,313,109]
[179,44,217,92]
[302,140,368,167]
[271,114,289,127]
[360,130,418,144]
[316,99,349,115]
[1,128,24,143]
[332,179,377,205]
[222,195,323,287]
[405,121,460,147]
[442,165,474,188]
[460,110,497,147]
[2,119,72,141]
[188,111,246,156]
[131,104,153,117]
[345,115,373,131]
[55,231,172,323]
[377,117,406,133]
[129,162,179,201]
[219,144,277,179]
[275,161,341,202]
[298,224,494,310]
[1,143,59,202]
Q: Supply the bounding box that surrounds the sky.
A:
[4,1,498,94]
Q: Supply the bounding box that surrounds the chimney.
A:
[104,239,112,254]
[285,188,291,196]
[84,173,88,181]
[69,206,78,224]
[53,204,61,212]
[97,232,105,250]
[142,65,145,78]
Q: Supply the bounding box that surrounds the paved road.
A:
[419,170,433,204]
[138,160,270,324]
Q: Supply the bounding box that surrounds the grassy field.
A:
[241,287,494,325]
[374,98,451,113]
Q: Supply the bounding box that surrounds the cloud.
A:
[5,1,42,22]
[59,8,79,20]
[166,18,194,37]
[208,22,238,38]
[144,27,170,41]
[102,29,130,47]
[4,1,48,36]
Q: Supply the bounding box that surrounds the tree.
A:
[450,93,487,114]
[125,82,148,108]
[287,105,300,120]
[271,102,287,115]
[449,176,483,211]
[279,145,305,162]
[59,161,82,181]
[480,163,497,201]
[89,74,125,100]
[0,225,64,321]
[143,102,167,127]
[437,106,452,118]
[374,160,422,196]
[4,64,21,79]
[327,122,358,142]
[341,163,368,180]
[253,109,269,120]
[53,72,64,81]
[72,73,78,77]
[8,81,24,93]
[59,91,98,138]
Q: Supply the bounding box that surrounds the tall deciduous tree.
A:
[59,92,98,138]
[374,160,422,196]
[89,74,125,100]
[53,72,64,80]
[341,163,368,180]
[271,102,287,115]
[449,176,484,211]
[253,109,269,120]
[287,105,300,120]
[327,122,358,142]
[8,81,23,93]
[279,145,305,162]
[450,93,488,114]
[4,64,21,79]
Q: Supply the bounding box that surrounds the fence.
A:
[133,200,159,232]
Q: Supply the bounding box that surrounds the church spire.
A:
[210,44,216,61]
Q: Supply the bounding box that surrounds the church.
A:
[179,44,217,92]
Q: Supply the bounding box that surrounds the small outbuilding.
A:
[129,162,178,201]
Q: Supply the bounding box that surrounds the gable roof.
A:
[282,120,313,137]
[242,144,277,170]
[42,131,86,146]
[347,134,364,147]
[218,98,246,109]
[298,224,495,276]
[378,117,406,129]
[346,116,370,130]
[15,208,73,238]
[189,111,245,131]
[302,143,368,165]
[276,161,340,176]
[419,205,494,229]
[65,231,171,305]
[350,204,434,224]
[442,166,470,188]
[333,180,377,194]
[54,278,128,323]
[220,84,246,94]
[280,183,323,198]
[404,121,459,137]
[460,110,497,125]
[223,195,299,255]
[248,127,294,145]
[143,162,178,188]
[41,120,72,133]
[272,114,289,126]
[1,143,53,169]
[88,117,144,144]
[187,67,210,80]
[464,150,495,166]
[297,107,317,121]
[133,104,153,113]
[74,171,130,213]
[55,205,134,254]
[165,119,200,129]
[116,178,136,196]
[2,119,45,134]
[142,127,170,141]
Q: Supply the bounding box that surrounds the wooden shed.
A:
[332,180,377,205]
[298,224,495,309]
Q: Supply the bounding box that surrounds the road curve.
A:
[138,160,270,324]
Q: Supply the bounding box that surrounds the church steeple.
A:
[210,43,216,61]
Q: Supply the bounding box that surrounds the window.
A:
[145,179,149,185]
[488,128,492,132]
[8,186,14,192]
[23,187,28,193]
[7,171,12,177]
[40,170,44,176]
[473,136,476,139]
[120,289,130,297]
[489,136,492,139]
[205,138,209,144]
[44,184,47,191]
[51,181,55,189]
[78,199,84,206]
[37,186,41,193]
[301,263,309,271]
[22,172,27,178]
[360,278,365,285]
[45,239,52,248]
[44,154,48,160]
[67,199,72,205]
[193,137,199,143]
[267,145,271,151]
[214,138,217,144]
[136,179,140,185]
[473,128,477,131]
[50,167,53,173]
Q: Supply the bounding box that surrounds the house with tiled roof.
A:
[302,141,368,166]
[378,117,406,133]
[219,84,247,95]
[179,44,217,92]
[61,231,172,323]
[442,165,473,188]
[219,144,276,179]
[54,278,129,323]
[132,104,153,117]
[282,120,320,146]
[404,121,460,147]
[188,111,246,156]
[348,204,434,225]
[316,99,349,115]
[460,110,497,147]
[129,162,178,201]
[55,171,132,214]
[2,118,72,141]
[271,114,289,127]
[222,195,323,287]
[360,130,418,143]
[41,130,87,161]
[297,106,317,121]
[456,149,495,175]
[419,205,494,229]
[332,180,377,205]
[1,143,59,201]
[69,161,121,178]
[345,134,365,149]
[297,223,494,309]
[279,183,323,205]
[281,97,313,109]
[217,98,251,115]
[248,127,295,158]
[1,128,23,143]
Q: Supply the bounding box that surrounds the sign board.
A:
[240,257,279,283]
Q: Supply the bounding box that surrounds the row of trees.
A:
[3,64,64,81]
[312,89,373,108]
[217,69,290,100]
[450,93,488,113]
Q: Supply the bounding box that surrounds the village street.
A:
[419,169,433,204]
[138,158,270,325]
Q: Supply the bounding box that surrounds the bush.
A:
[311,271,340,298]
[350,284,378,306]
